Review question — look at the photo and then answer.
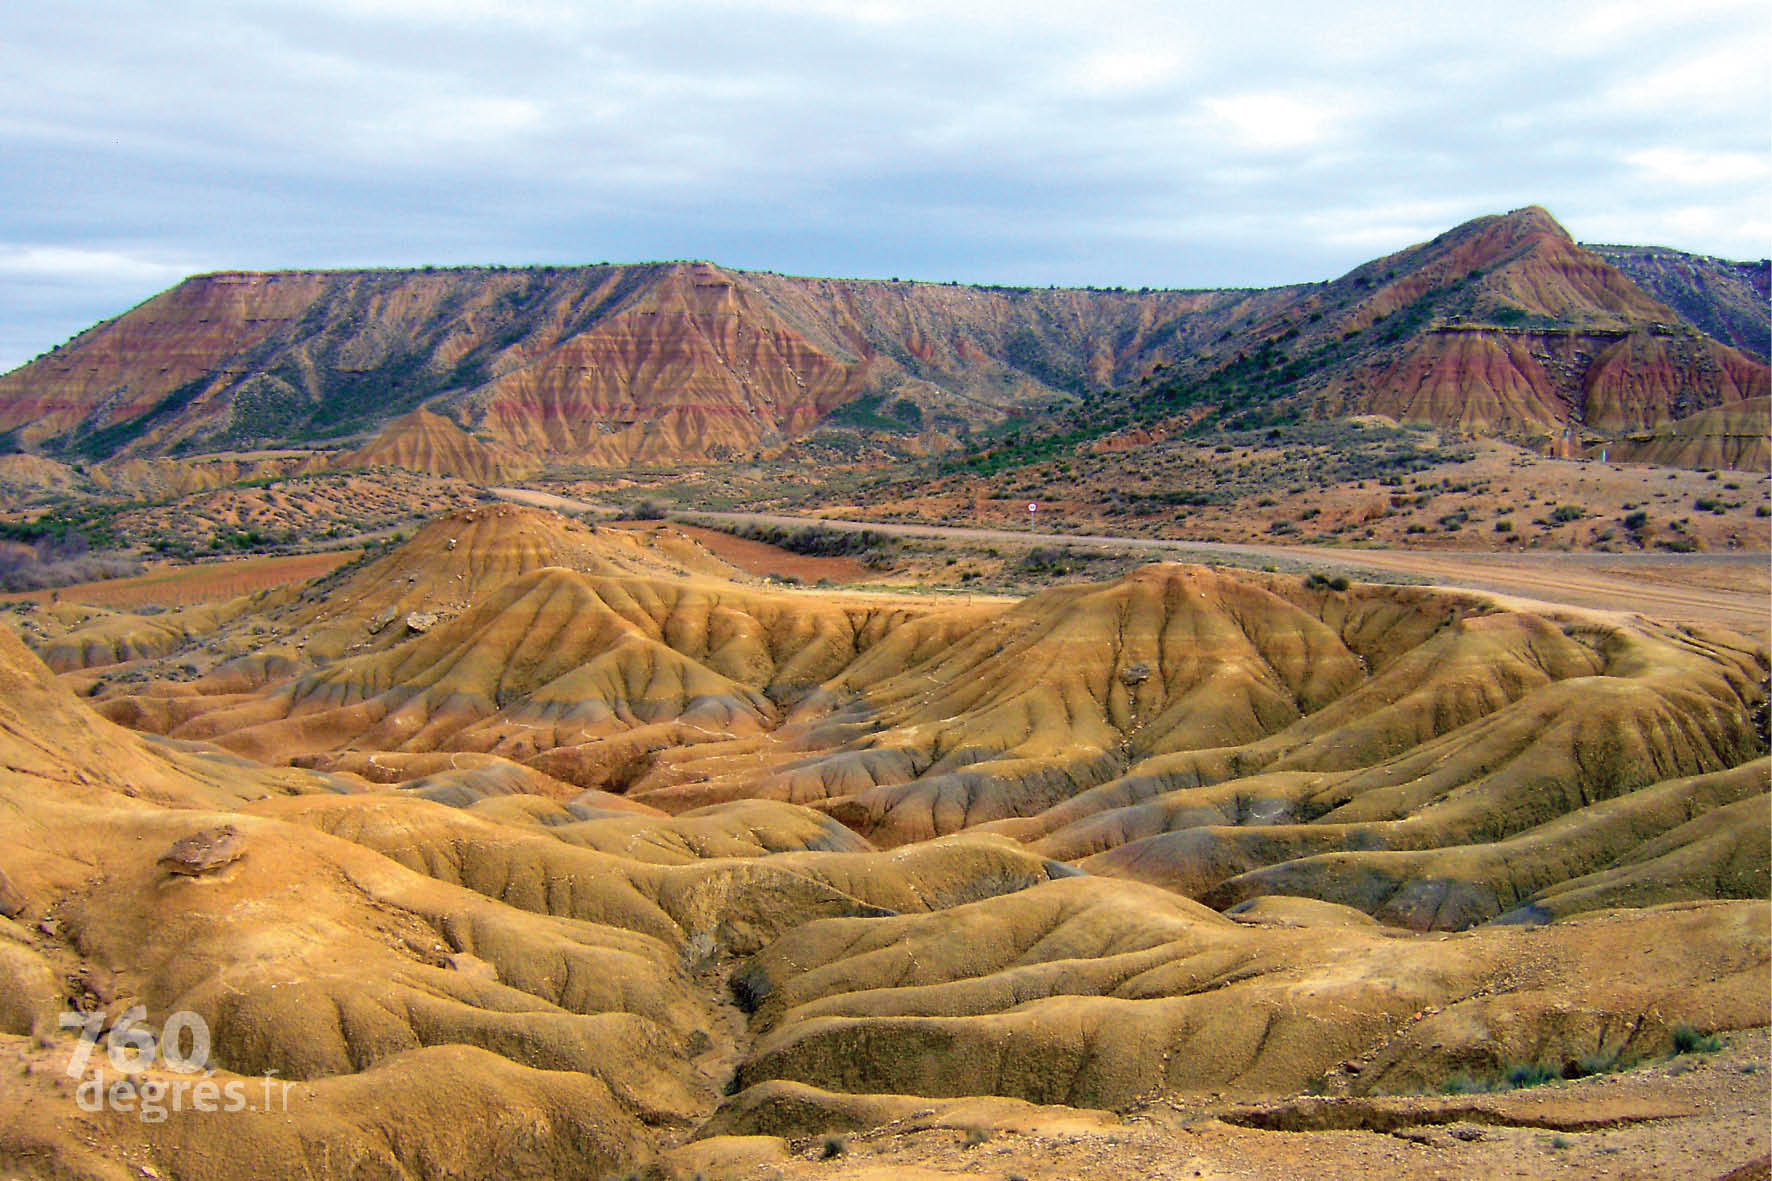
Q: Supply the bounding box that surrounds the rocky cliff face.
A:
[0,209,1763,467]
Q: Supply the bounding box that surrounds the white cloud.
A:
[1063,46,1187,97]
[354,95,548,155]
[1625,147,1771,186]
[1605,42,1769,114]
[0,246,199,284]
[1200,92,1351,152]
[1565,0,1766,48]
[287,0,580,27]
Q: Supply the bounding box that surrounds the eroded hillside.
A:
[0,262,1260,465]
[1124,207,1768,443]
[1587,244,1770,362]
[0,504,1766,1178]
[0,209,1764,478]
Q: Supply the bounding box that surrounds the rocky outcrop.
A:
[1325,325,1766,437]
[156,824,247,876]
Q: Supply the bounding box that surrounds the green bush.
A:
[1671,1024,1724,1055]
[1505,1062,1560,1089]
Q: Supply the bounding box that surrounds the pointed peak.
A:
[1497,205,1571,240]
[1433,205,1571,250]
[387,406,456,428]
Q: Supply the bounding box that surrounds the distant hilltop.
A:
[0,207,1763,470]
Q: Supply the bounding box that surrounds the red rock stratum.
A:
[2,208,1762,469]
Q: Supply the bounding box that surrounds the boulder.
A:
[157,825,246,877]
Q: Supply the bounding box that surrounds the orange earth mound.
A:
[0,502,1763,1179]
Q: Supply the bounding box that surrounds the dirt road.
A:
[676,509,1770,636]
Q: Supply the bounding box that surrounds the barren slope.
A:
[1588,244,1770,361]
[338,407,530,482]
[0,504,1766,1179]
[1594,396,1771,471]
[46,505,1768,926]
[1129,207,1769,445]
[0,262,1256,464]
[4,208,1761,475]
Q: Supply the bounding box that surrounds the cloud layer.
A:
[2,0,1766,371]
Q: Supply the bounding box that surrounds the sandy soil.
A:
[671,510,1769,636]
[0,550,362,609]
[489,485,617,514]
[615,521,872,585]
[848,439,1772,556]
[689,1029,1771,1180]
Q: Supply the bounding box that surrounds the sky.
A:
[2,0,1767,373]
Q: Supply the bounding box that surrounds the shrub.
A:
[1562,1051,1621,1079]
[1438,1073,1480,1095]
[1671,1024,1724,1055]
[820,1135,846,1159]
[626,498,669,520]
[1019,544,1090,574]
[1504,1062,1560,1089]
[1549,504,1585,523]
[710,521,899,560]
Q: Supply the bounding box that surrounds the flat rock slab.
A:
[157,825,246,877]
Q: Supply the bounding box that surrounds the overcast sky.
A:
[2,0,1766,372]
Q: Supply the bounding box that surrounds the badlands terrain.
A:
[0,207,1766,1178]
[0,503,1764,1179]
